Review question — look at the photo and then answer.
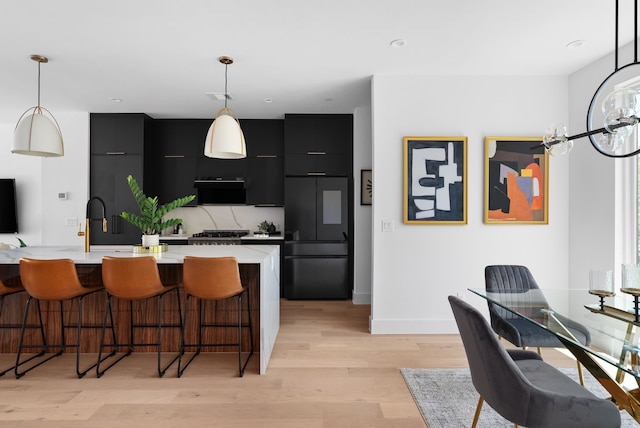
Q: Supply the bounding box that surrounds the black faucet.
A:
[77,197,107,252]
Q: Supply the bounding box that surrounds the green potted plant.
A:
[258,220,275,234]
[120,175,195,247]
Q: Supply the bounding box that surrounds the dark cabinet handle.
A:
[105,152,126,155]
[257,155,277,158]
[111,215,120,234]
[307,151,326,155]
[307,172,326,176]
[164,155,185,158]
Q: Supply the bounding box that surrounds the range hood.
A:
[194,177,246,205]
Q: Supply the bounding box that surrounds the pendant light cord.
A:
[224,63,228,109]
[37,60,41,107]
[635,0,638,64]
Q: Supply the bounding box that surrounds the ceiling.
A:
[0,0,636,124]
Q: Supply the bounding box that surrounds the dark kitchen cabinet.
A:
[90,113,151,245]
[246,157,283,206]
[151,118,284,206]
[150,119,203,205]
[90,155,144,245]
[243,119,284,206]
[90,113,148,155]
[284,114,352,176]
[152,118,247,184]
[154,156,198,205]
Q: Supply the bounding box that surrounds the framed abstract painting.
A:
[484,136,548,224]
[403,136,467,224]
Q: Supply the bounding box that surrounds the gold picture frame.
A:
[484,136,548,224]
[361,169,372,205]
[403,136,467,224]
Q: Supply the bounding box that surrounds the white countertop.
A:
[0,245,279,265]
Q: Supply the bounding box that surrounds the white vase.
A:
[141,234,160,247]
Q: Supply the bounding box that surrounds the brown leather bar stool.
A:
[178,256,253,377]
[98,256,182,378]
[16,258,115,378]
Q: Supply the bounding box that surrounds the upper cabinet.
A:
[284,114,353,176]
[150,119,205,206]
[242,119,284,206]
[90,113,149,155]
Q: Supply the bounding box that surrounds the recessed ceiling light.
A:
[264,98,273,103]
[108,98,122,103]
[390,39,407,48]
[324,97,334,102]
[566,40,585,49]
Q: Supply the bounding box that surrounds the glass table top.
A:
[468,287,640,381]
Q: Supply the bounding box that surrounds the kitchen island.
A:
[0,245,280,374]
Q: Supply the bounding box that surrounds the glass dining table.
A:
[468,287,640,423]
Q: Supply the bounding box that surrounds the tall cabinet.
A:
[90,113,152,245]
[284,114,353,299]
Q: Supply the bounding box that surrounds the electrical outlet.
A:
[65,217,78,227]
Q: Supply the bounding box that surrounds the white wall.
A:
[370,75,571,333]
[353,105,373,304]
[0,112,89,247]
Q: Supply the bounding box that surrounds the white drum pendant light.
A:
[204,56,246,159]
[13,55,64,157]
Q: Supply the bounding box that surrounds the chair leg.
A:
[97,295,131,378]
[14,298,59,378]
[577,361,585,386]
[0,295,37,377]
[178,293,198,378]
[75,294,116,378]
[238,290,254,377]
[471,396,484,428]
[156,288,181,378]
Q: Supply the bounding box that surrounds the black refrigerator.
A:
[284,177,350,299]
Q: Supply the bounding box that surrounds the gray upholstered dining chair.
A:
[485,264,591,383]
[448,295,621,428]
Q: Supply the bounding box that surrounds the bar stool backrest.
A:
[19,258,83,300]
[102,256,164,299]
[183,256,243,300]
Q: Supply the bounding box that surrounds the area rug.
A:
[401,367,637,427]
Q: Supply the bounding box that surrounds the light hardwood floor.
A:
[0,299,575,427]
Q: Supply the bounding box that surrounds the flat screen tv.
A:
[0,179,18,233]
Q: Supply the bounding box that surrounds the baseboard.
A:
[351,290,371,304]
